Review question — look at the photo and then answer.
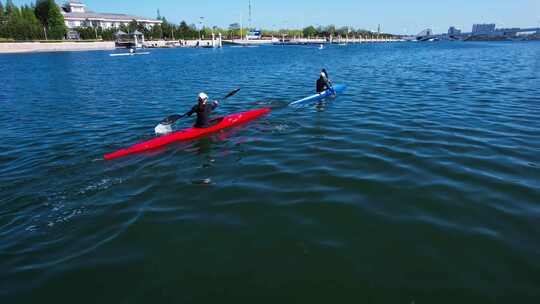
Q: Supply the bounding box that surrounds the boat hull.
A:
[109,52,150,57]
[104,108,271,160]
[290,84,347,105]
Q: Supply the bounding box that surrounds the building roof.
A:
[66,0,85,5]
[62,0,161,23]
[63,11,161,23]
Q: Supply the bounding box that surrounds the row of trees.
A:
[0,0,66,40]
[301,25,392,38]
[0,0,394,41]
[73,19,203,41]
[220,24,394,40]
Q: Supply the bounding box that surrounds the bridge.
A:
[494,27,540,35]
[415,28,438,41]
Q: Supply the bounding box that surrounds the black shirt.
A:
[316,77,330,93]
[186,101,219,128]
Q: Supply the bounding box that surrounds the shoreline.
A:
[1,38,536,54]
[0,41,116,54]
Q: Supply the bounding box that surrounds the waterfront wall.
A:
[144,39,218,48]
[226,37,401,45]
[0,42,116,54]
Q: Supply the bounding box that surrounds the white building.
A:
[61,1,162,29]
[448,26,461,35]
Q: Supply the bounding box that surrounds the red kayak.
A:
[104,108,271,160]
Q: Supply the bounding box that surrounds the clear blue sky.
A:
[12,0,540,34]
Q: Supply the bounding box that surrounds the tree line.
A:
[300,25,394,39]
[76,18,214,41]
[0,0,66,40]
[0,0,394,41]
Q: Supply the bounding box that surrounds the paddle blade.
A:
[161,114,184,125]
[223,88,241,99]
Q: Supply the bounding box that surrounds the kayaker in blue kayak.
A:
[186,92,219,128]
[316,70,334,94]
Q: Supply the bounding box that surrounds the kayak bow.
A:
[104,108,271,160]
[290,84,347,105]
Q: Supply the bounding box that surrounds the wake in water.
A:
[21,178,125,233]
[249,99,290,108]
[258,119,302,134]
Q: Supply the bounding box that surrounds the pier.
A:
[224,36,401,46]
[143,33,224,48]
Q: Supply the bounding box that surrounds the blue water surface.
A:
[1,42,539,303]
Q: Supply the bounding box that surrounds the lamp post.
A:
[199,17,204,40]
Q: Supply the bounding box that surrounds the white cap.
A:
[198,92,208,101]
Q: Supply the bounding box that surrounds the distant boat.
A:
[110,52,150,57]
[319,44,324,50]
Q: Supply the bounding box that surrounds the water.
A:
[1,42,539,303]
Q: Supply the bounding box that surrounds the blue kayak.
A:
[290,84,347,105]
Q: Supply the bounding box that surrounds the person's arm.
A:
[325,79,336,95]
[211,100,219,110]
[186,105,197,117]
[321,79,329,90]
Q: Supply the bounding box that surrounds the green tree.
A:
[303,26,317,38]
[177,21,198,39]
[47,1,66,39]
[160,17,173,39]
[3,2,20,39]
[178,20,190,38]
[325,25,336,36]
[128,19,138,33]
[2,3,42,40]
[35,0,66,39]
[5,0,15,16]
[229,22,239,37]
[336,26,349,36]
[20,5,43,39]
[34,0,48,27]
[0,1,4,38]
[150,23,162,40]
[100,27,117,41]
[119,23,128,33]
[75,26,95,40]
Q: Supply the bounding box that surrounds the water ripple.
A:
[1,42,540,302]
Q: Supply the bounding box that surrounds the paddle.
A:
[326,79,336,96]
[160,88,241,125]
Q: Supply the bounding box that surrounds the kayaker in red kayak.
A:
[186,92,219,128]
[106,108,270,160]
[155,89,241,136]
